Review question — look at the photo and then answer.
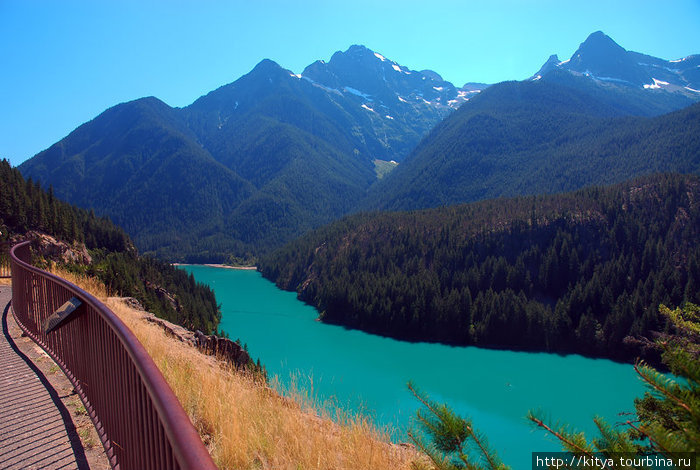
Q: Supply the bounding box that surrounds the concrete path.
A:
[0,285,90,470]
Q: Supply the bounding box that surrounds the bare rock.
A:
[25,230,92,265]
[137,310,197,346]
[194,330,251,369]
[120,297,145,312]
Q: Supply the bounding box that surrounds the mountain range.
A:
[18,31,700,261]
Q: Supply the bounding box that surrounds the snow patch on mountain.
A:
[344,86,372,100]
[301,76,343,96]
[644,78,671,89]
[580,69,632,84]
[457,90,480,98]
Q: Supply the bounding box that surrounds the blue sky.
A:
[2,0,699,166]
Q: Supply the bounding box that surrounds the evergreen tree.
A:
[410,303,699,469]
[408,382,509,470]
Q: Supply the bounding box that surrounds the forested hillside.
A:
[261,174,700,362]
[365,82,700,212]
[0,159,221,333]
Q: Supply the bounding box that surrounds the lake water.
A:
[182,265,646,469]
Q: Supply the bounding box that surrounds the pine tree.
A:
[528,303,699,466]
[407,382,509,470]
[410,303,699,469]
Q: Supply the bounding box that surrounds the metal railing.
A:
[0,241,10,278]
[10,241,218,470]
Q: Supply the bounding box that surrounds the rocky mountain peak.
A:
[532,54,561,80]
[533,31,700,96]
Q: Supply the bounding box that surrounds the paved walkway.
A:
[0,285,90,470]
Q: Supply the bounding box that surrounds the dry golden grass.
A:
[52,268,423,470]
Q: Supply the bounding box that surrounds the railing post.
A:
[0,241,11,278]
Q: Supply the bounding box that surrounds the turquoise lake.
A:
[182,265,646,469]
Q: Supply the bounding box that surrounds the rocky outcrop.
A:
[194,331,251,369]
[120,297,145,312]
[20,231,92,265]
[135,306,251,369]
[137,309,197,344]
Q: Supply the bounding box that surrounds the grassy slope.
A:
[54,268,422,470]
[374,159,399,179]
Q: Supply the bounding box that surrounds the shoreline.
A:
[173,263,258,270]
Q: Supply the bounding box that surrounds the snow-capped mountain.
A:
[186,45,488,168]
[20,45,486,260]
[302,45,483,112]
[533,31,700,97]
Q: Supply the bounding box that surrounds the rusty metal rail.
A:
[10,241,218,470]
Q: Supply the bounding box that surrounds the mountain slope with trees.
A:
[260,174,700,362]
[18,96,258,261]
[19,47,476,262]
[0,159,221,333]
[365,82,700,212]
